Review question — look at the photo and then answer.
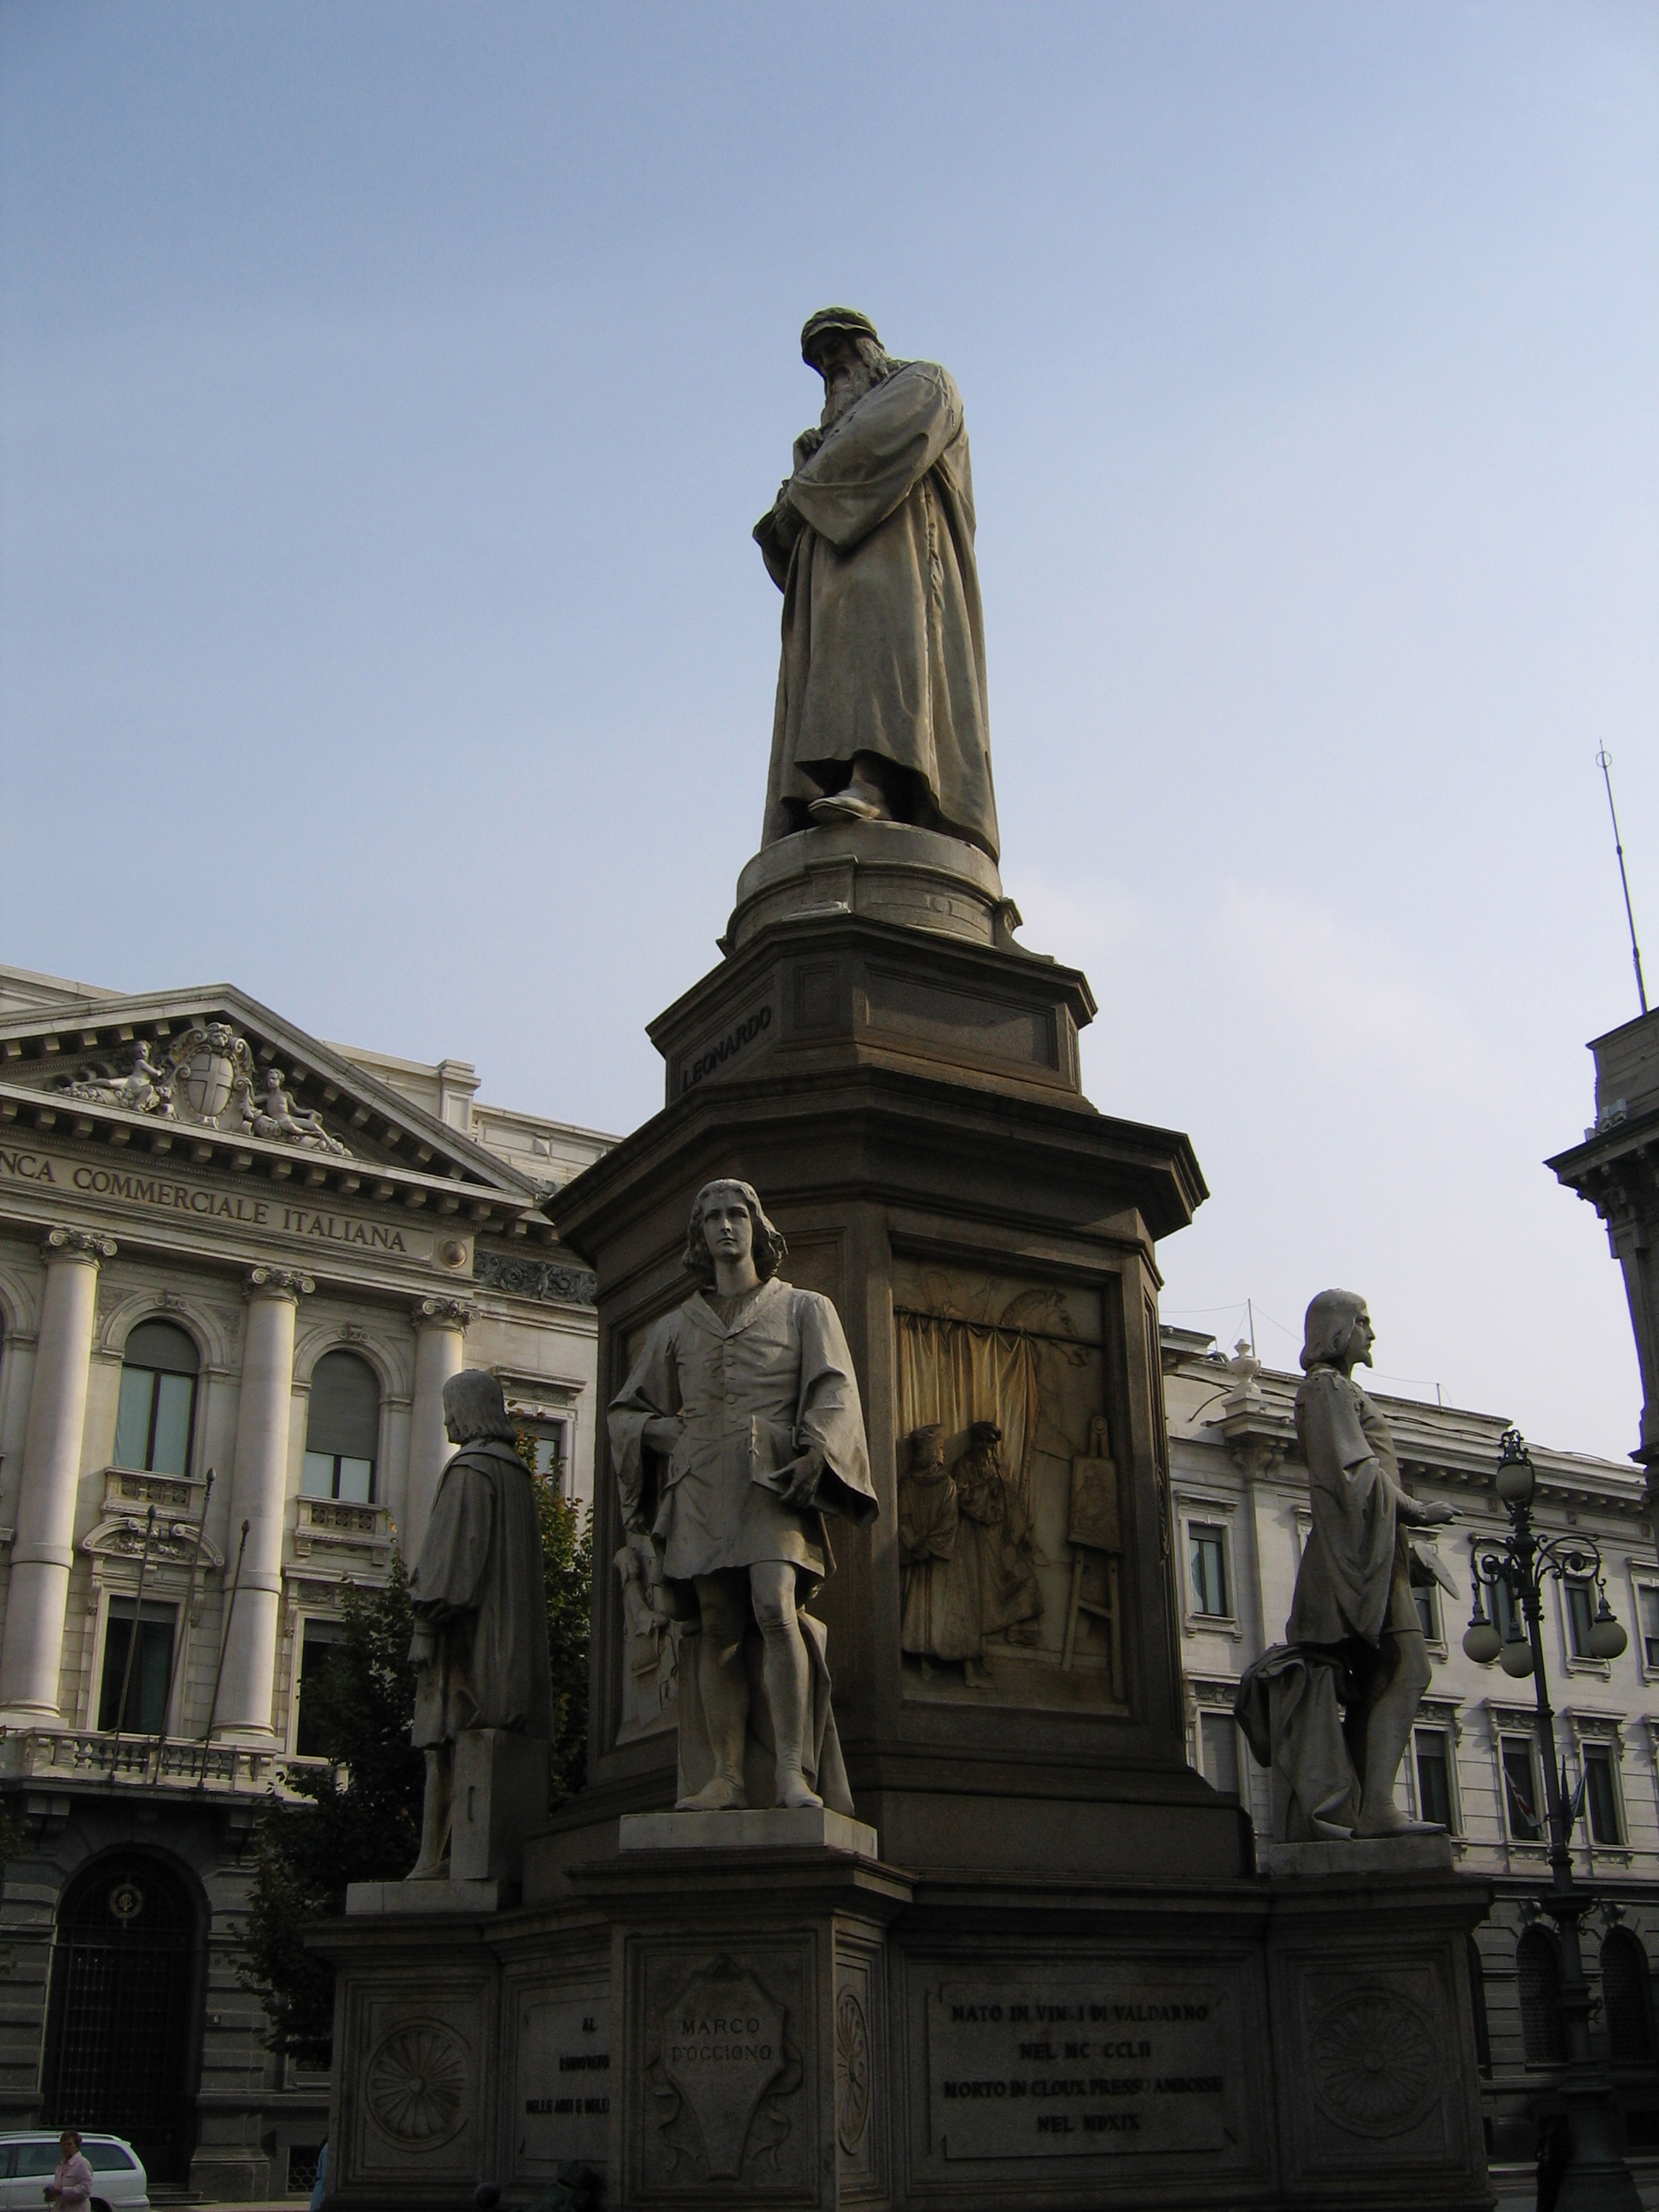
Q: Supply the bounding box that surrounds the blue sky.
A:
[3,2,1656,1456]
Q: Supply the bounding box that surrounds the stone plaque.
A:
[657,1962,785,2178]
[515,1992,610,2168]
[927,1977,1228,2159]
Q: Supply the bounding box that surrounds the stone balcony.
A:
[292,1494,393,1568]
[0,1726,332,1802]
[102,1465,209,1522]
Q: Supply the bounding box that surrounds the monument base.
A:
[318,1848,1495,2210]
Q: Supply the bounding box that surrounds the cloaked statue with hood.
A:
[1236,1289,1458,1842]
[608,1179,877,1813]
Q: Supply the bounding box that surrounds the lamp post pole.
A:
[1464,1429,1639,2212]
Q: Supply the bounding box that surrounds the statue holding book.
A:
[608,1179,877,1812]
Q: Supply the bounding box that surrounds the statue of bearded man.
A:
[608,1179,877,1813]
[754,308,1000,862]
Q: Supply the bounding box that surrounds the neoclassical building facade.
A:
[0,964,610,2197]
[1162,1324,1659,2168]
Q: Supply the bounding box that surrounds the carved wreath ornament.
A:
[1309,1986,1437,2137]
[364,2022,469,2150]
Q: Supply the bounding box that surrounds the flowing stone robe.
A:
[1287,1368,1416,1648]
[755,360,1000,860]
[408,1440,554,1747]
[1235,1368,1423,1839]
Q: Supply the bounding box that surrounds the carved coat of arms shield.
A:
[168,1025,253,1128]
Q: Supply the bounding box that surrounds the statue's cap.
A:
[800,306,879,370]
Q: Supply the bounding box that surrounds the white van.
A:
[0,2135,148,2212]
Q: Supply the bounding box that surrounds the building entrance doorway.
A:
[42,1852,200,2184]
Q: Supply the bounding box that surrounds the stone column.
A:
[0,1227,117,1719]
[213,1265,311,1740]
[404,1297,474,1561]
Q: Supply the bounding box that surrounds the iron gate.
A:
[42,1851,200,2184]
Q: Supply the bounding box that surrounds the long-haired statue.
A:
[1236,1291,1456,1842]
[609,1178,876,1812]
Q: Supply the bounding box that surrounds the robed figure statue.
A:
[405,1369,553,1879]
[1236,1291,1457,1841]
[608,1179,877,1813]
[754,308,999,862]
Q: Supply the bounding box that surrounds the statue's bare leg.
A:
[678,1572,750,1811]
[1353,1629,1436,1836]
[408,1747,453,1878]
[751,1561,821,1809]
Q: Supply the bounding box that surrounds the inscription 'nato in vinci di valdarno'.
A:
[927,1981,1229,2160]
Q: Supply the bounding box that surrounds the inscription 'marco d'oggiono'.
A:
[667,2009,774,2064]
[678,1004,774,1094]
[928,1984,1228,2160]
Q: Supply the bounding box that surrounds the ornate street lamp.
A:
[1463,1427,1638,2209]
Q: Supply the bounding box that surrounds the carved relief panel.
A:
[893,1260,1129,1713]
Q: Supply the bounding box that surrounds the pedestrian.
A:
[42,2131,93,2210]
[308,2139,327,2210]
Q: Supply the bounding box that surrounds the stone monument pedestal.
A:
[318,825,1494,2209]
[319,1833,1494,2209]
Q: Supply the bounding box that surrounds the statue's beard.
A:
[822,363,877,428]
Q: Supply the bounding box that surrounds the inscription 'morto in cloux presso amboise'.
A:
[928,1982,1229,2160]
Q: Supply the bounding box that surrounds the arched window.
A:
[1518,1926,1568,2066]
[1602,1930,1654,2065]
[114,1320,199,1478]
[302,1351,379,1503]
[1467,1936,1492,2074]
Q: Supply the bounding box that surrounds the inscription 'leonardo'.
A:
[928,1979,1229,2160]
[678,1003,774,1094]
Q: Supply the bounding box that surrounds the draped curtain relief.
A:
[895,1313,1039,1511]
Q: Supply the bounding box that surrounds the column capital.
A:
[413,1295,475,1331]
[42,1226,116,1266]
[245,1265,315,1303]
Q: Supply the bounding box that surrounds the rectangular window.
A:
[1415,1727,1453,1829]
[1503,1736,1542,1842]
[114,1365,195,1477]
[1189,1526,1229,1618]
[1489,1576,1520,1644]
[1639,1586,1659,1672]
[302,1451,374,1504]
[294,1620,347,1758]
[1413,1584,1440,1641]
[1582,1743,1622,1846]
[1566,1582,1598,1661]
[98,1600,177,1734]
[1198,1711,1239,1794]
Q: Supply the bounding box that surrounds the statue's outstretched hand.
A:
[1397,1495,1457,1528]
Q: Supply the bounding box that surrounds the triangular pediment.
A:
[0,981,543,1223]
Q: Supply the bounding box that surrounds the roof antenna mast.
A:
[1597,746,1649,1016]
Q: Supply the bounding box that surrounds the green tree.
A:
[239,1458,592,2059]
[238,1559,423,2060]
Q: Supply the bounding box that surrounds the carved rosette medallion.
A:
[835,1987,871,2153]
[364,2021,469,2150]
[1310,1986,1437,2136]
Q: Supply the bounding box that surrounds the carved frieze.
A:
[63,1023,352,1156]
[473,1249,597,1306]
